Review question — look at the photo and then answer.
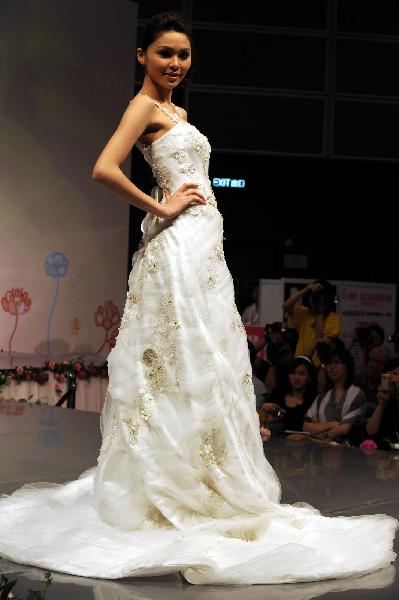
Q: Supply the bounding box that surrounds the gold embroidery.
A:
[147,505,172,528]
[152,163,173,190]
[199,425,227,469]
[146,256,158,273]
[243,372,251,385]
[127,291,139,306]
[143,348,158,365]
[137,393,152,423]
[207,271,216,288]
[170,148,186,163]
[201,475,227,516]
[213,241,224,261]
[223,527,258,542]
[232,307,246,332]
[122,416,139,447]
[147,361,167,393]
[139,292,180,400]
[206,193,218,208]
[118,234,167,335]
[181,163,196,176]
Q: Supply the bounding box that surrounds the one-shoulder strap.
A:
[132,93,184,125]
[153,99,182,125]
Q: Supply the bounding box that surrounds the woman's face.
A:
[138,31,191,89]
[326,360,347,384]
[288,365,310,391]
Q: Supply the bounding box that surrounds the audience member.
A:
[241,284,259,324]
[362,358,399,450]
[355,345,391,416]
[348,324,386,375]
[283,280,340,366]
[264,356,316,433]
[303,349,366,442]
[247,339,267,408]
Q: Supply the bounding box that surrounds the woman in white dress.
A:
[0,11,397,585]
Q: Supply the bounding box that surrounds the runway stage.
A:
[0,398,398,599]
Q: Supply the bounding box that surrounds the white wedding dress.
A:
[0,101,397,584]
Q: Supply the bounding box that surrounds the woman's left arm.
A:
[326,422,351,439]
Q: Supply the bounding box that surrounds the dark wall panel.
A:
[334,101,399,159]
[190,93,324,154]
[337,0,399,36]
[336,39,398,96]
[193,1,327,29]
[193,30,326,91]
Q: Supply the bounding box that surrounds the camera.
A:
[387,331,399,345]
[264,321,283,342]
[381,372,392,392]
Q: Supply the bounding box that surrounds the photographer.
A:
[388,329,399,359]
[283,280,341,366]
[364,359,399,450]
[348,324,385,376]
[355,345,391,416]
[256,322,296,394]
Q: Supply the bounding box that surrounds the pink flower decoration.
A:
[260,426,271,442]
[360,439,378,453]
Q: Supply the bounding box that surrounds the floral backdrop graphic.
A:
[45,252,69,357]
[0,0,135,364]
[95,300,121,354]
[1,288,32,356]
[69,317,81,352]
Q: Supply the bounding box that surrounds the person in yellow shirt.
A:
[283,280,341,366]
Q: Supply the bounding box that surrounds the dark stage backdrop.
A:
[129,0,397,316]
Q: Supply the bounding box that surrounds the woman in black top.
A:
[264,356,316,432]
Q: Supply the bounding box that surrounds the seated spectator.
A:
[247,339,267,408]
[355,345,392,417]
[241,284,259,324]
[348,324,386,375]
[363,359,399,450]
[316,336,347,395]
[303,349,366,442]
[264,356,316,433]
[283,280,340,366]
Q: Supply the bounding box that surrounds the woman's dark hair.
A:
[139,11,192,50]
[247,339,257,366]
[289,356,314,378]
[369,324,385,344]
[287,356,315,396]
[325,349,355,389]
[139,11,195,86]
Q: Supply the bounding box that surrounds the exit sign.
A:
[212,178,246,189]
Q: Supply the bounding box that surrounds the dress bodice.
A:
[135,99,217,208]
